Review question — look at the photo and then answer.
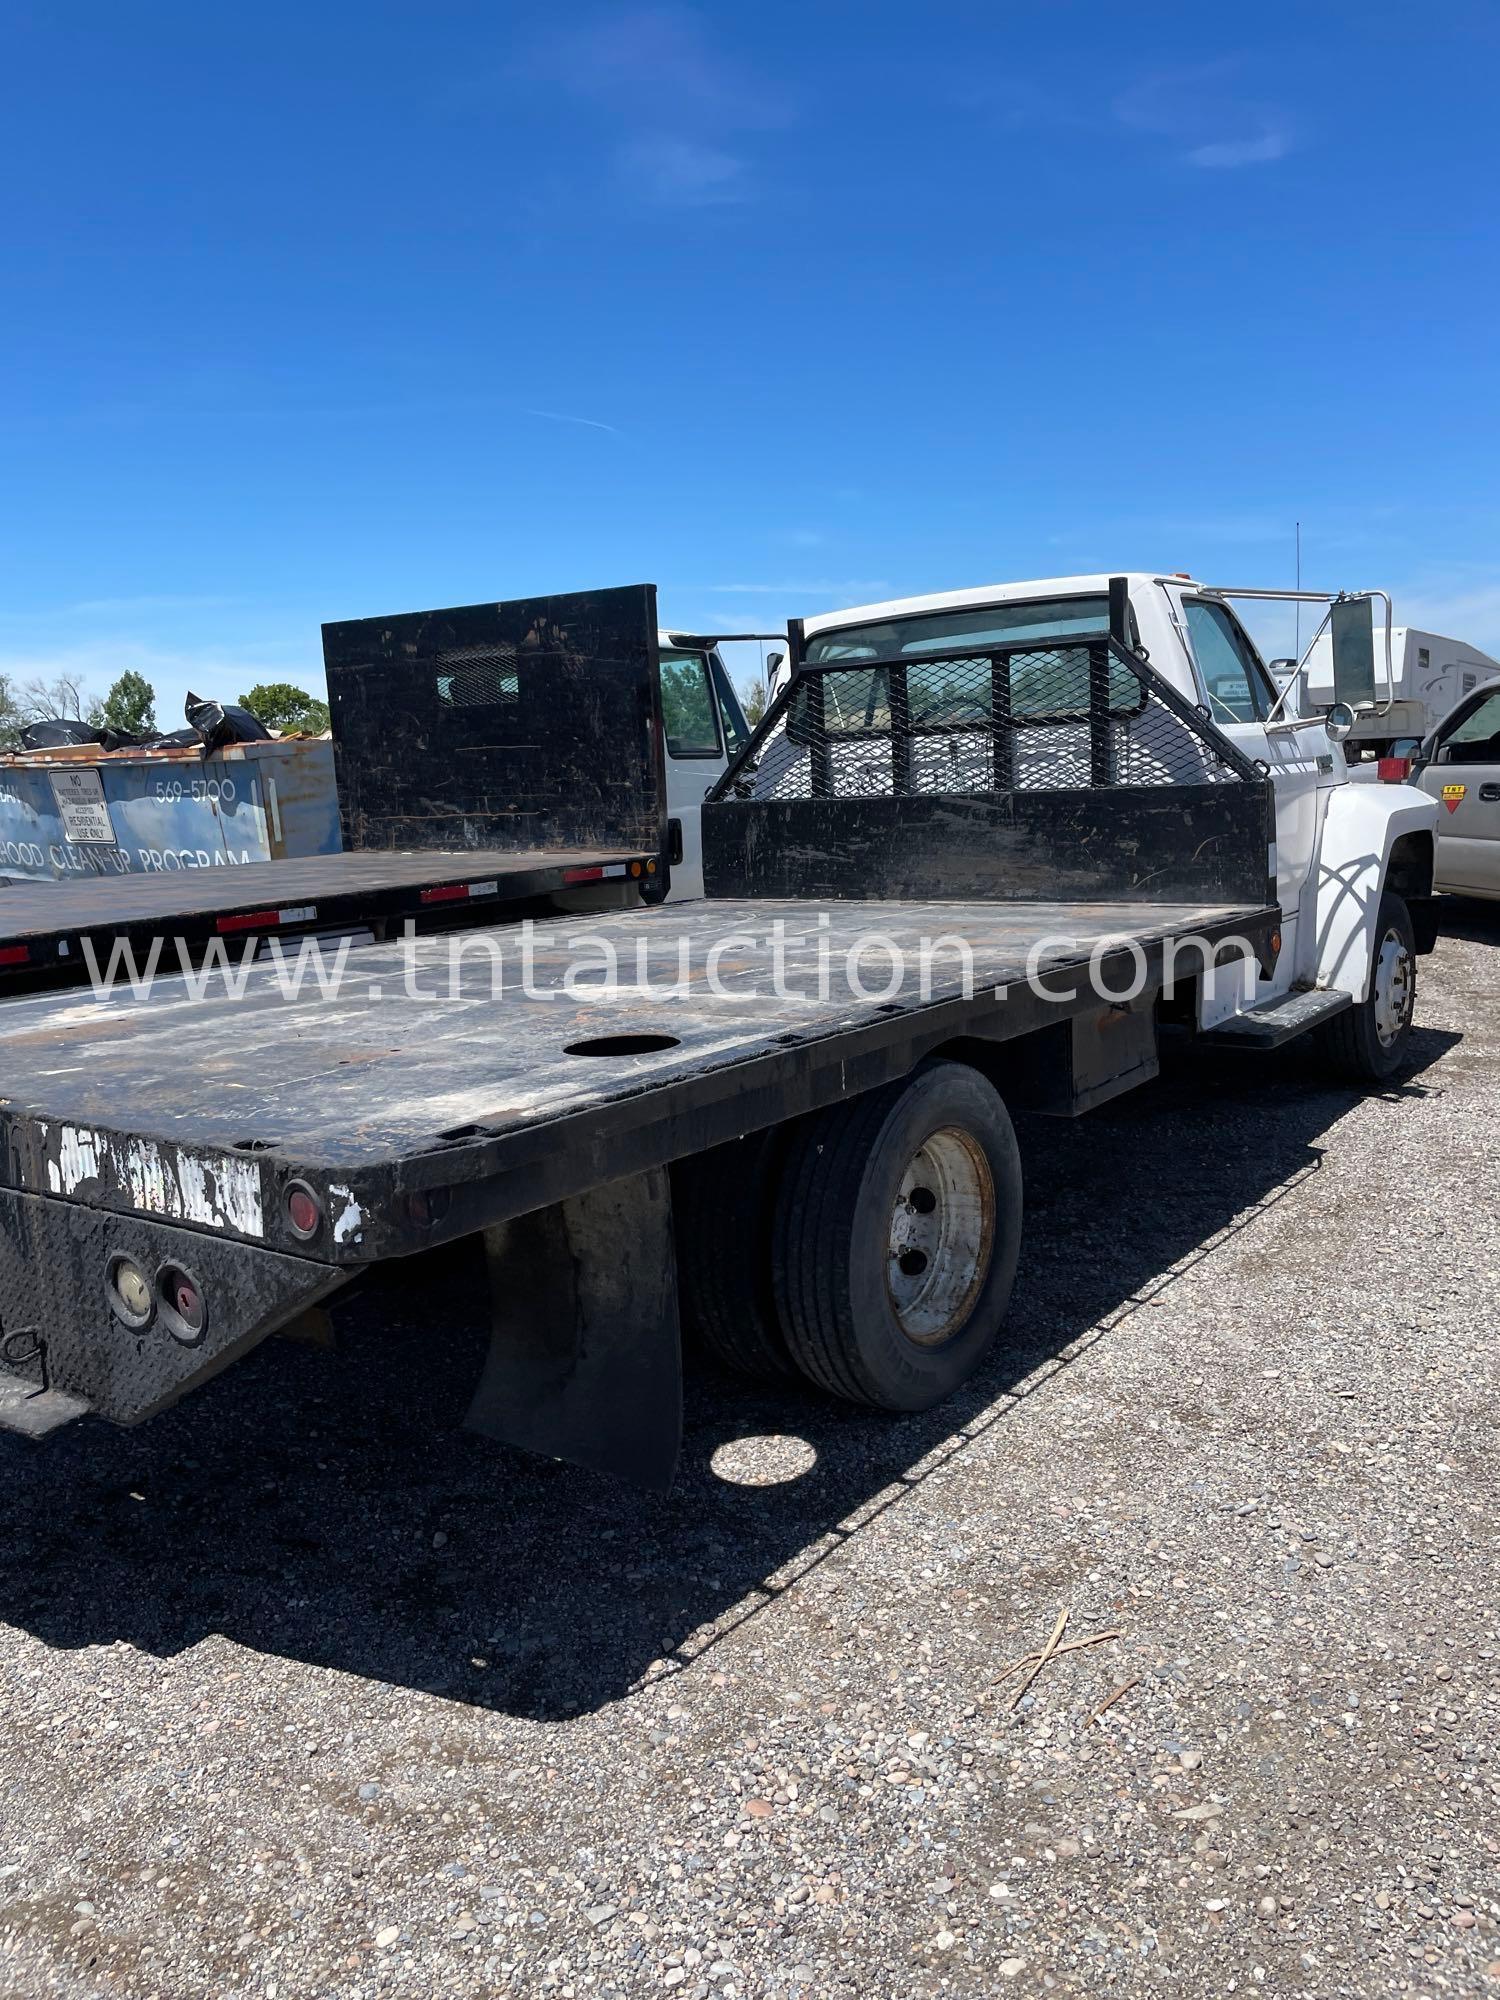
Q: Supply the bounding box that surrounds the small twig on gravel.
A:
[1089,1676,1141,1725]
[1007,1607,1070,1713]
[990,1629,1121,1688]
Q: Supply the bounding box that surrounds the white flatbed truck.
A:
[0,576,1438,1488]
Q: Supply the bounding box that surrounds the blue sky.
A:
[3,0,1499,719]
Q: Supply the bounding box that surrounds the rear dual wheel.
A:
[676,1062,1023,1412]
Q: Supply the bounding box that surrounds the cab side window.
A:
[1441,690,1500,763]
[1184,600,1274,723]
[658,649,723,759]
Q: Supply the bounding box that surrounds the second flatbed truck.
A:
[0,578,1438,1487]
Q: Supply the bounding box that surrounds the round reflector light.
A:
[286,1183,323,1238]
[108,1256,154,1328]
[157,1264,207,1343]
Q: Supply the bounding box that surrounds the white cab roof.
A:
[800,573,1196,640]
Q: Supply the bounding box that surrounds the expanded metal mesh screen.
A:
[713,641,1256,804]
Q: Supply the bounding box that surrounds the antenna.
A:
[1295,521,1301,655]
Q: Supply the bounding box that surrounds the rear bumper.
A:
[0,1186,346,1437]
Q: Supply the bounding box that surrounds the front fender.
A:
[1314,782,1438,1001]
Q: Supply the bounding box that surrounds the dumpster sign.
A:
[0,739,341,882]
[47,768,116,845]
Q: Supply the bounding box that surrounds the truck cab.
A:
[791,571,1440,1063]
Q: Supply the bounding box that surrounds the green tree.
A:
[0,675,23,750]
[94,669,157,736]
[740,676,768,727]
[239,682,331,735]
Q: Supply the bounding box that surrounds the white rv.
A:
[1295,625,1500,763]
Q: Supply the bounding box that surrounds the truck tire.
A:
[771,1061,1023,1411]
[671,1133,796,1382]
[1320,889,1417,1084]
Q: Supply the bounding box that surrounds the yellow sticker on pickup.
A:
[1441,783,1467,813]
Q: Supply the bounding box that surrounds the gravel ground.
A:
[2,910,1499,2000]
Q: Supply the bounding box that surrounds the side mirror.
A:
[1330,596,1376,709]
[1325,701,1355,743]
[765,650,785,677]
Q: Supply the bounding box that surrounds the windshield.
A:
[802,594,1114,663]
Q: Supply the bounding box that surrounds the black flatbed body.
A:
[0,845,655,988]
[0,894,1276,1265]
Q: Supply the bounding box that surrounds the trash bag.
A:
[18,718,106,751]
[137,728,201,751]
[184,690,272,750]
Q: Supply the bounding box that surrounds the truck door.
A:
[1419,686,1500,894]
[1173,593,1325,916]
[656,646,749,899]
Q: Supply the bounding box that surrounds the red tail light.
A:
[1376,756,1411,783]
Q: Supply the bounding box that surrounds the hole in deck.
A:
[563,1033,681,1057]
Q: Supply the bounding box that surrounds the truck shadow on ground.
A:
[1432,893,1500,946]
[0,1026,1459,1720]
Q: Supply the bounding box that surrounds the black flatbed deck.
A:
[0,846,654,985]
[0,894,1276,1266]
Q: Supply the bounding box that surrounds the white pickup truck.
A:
[783,570,1442,1080]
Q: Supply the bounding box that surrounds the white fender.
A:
[1313,782,1437,1001]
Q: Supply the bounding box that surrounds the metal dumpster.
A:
[0,737,341,883]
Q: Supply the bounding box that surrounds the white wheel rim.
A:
[886,1126,996,1345]
[1372,926,1414,1048]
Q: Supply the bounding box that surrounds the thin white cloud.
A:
[526,408,620,435]
[1388,581,1500,658]
[63,593,243,617]
[519,8,787,208]
[532,7,788,130]
[615,135,749,207]
[1114,62,1297,170]
[1113,63,1231,136]
[1187,126,1292,170]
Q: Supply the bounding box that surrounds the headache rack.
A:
[702,629,1275,908]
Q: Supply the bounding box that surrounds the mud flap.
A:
[465,1166,682,1490]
